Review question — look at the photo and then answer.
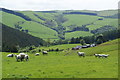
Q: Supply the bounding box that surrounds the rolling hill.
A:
[1,23,46,52]
[1,8,118,40]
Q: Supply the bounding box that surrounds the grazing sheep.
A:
[100,54,109,58]
[35,53,40,56]
[94,54,109,58]
[25,54,29,61]
[7,53,14,57]
[15,54,21,62]
[42,51,48,55]
[19,53,26,61]
[15,53,29,62]
[77,52,85,57]
[94,54,99,57]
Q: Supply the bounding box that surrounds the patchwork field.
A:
[2,39,118,78]
[1,9,118,40]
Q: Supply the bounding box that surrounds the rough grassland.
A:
[2,39,118,78]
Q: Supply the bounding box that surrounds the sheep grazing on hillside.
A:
[98,54,109,58]
[103,54,109,58]
[94,54,99,58]
[15,54,21,62]
[7,53,14,57]
[19,53,26,61]
[77,52,85,57]
[15,53,29,62]
[42,51,48,55]
[25,54,29,61]
[35,53,40,56]
[94,54,109,58]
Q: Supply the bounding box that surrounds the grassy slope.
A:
[20,11,44,22]
[20,11,58,27]
[94,18,118,27]
[1,9,118,40]
[2,11,26,28]
[20,21,58,39]
[63,14,118,29]
[63,15,99,27]
[2,11,59,40]
[2,39,118,78]
[65,31,93,39]
[86,18,118,30]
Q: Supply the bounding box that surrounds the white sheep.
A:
[35,53,40,56]
[7,53,14,57]
[15,54,21,62]
[94,54,100,57]
[19,53,26,61]
[94,54,109,58]
[100,54,109,58]
[25,54,29,61]
[15,53,29,62]
[42,51,48,55]
[77,52,85,57]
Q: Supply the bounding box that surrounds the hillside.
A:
[2,23,46,52]
[2,38,118,78]
[37,38,118,55]
[1,8,118,40]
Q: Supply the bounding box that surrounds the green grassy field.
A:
[2,11,26,28]
[20,11,45,23]
[2,39,118,78]
[19,21,58,39]
[65,31,93,39]
[63,14,118,30]
[63,15,99,28]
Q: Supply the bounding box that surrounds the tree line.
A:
[51,29,120,45]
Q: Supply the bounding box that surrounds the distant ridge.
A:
[1,8,32,21]
[63,11,97,16]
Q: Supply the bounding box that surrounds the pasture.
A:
[2,39,118,78]
[65,31,93,39]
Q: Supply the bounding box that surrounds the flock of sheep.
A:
[7,53,29,62]
[6,50,109,62]
[77,52,109,58]
[6,51,48,62]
